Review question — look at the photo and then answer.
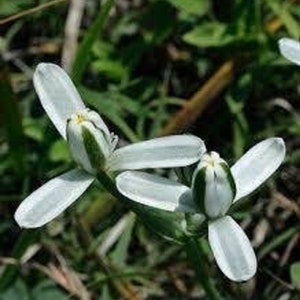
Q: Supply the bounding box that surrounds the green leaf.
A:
[0,66,26,176]
[71,0,116,83]
[0,0,27,16]
[110,213,135,265]
[226,95,249,158]
[0,279,29,300]
[92,60,128,82]
[290,262,300,289]
[140,1,175,45]
[23,118,44,142]
[32,281,68,300]
[258,227,299,259]
[183,23,234,47]
[79,87,139,142]
[100,284,113,300]
[166,0,210,16]
[48,139,70,163]
[91,40,128,82]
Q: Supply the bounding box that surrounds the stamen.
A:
[70,109,90,124]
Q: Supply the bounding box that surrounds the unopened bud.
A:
[192,152,236,219]
[66,109,118,174]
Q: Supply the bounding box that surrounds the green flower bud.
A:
[192,152,236,219]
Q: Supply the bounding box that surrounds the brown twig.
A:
[161,60,235,135]
[0,0,68,26]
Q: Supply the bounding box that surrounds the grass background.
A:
[0,0,299,299]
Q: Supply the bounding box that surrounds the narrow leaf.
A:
[71,0,116,83]
[0,65,26,175]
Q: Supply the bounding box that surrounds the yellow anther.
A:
[73,113,87,124]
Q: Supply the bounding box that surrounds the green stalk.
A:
[96,171,223,299]
[96,170,120,198]
[184,237,223,300]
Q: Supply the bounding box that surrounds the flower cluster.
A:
[116,138,285,281]
[15,58,287,282]
[15,64,205,228]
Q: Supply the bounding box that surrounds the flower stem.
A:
[185,237,223,300]
[97,171,223,299]
[96,170,120,198]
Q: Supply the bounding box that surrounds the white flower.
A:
[116,138,286,281]
[15,63,206,228]
[279,38,300,65]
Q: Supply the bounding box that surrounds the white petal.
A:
[116,171,197,213]
[33,63,86,139]
[15,169,94,228]
[107,135,206,171]
[203,164,234,218]
[279,38,300,66]
[208,216,257,282]
[231,138,285,202]
[86,109,110,139]
[66,121,94,174]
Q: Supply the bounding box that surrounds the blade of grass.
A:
[0,230,39,290]
[0,65,26,176]
[101,284,113,300]
[110,214,135,266]
[265,0,299,38]
[80,87,139,142]
[71,0,116,83]
[258,227,299,260]
[185,237,223,300]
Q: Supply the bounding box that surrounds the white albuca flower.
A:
[279,38,300,65]
[116,138,286,281]
[15,63,206,229]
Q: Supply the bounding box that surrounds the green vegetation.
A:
[0,0,299,299]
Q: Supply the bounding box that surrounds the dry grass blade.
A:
[33,246,91,300]
[162,60,235,135]
[279,234,299,267]
[0,0,67,26]
[77,217,142,300]
[34,262,91,300]
[62,0,86,72]
[272,192,300,218]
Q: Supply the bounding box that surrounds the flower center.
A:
[201,151,221,168]
[73,113,86,124]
